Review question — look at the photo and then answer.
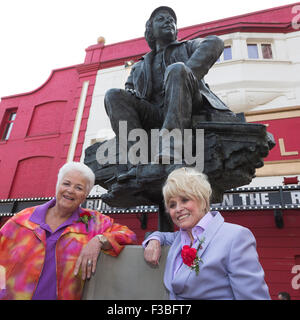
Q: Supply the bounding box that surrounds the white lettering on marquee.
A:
[238,193,270,206]
[261,193,270,205]
[222,194,233,206]
[239,193,248,205]
[291,192,300,204]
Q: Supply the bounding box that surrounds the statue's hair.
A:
[56,162,95,197]
[144,19,157,51]
[163,167,212,213]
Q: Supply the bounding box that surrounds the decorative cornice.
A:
[181,22,293,41]
[246,106,300,122]
[76,62,101,75]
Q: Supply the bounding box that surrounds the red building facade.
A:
[0,60,101,199]
[0,66,78,198]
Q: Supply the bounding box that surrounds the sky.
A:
[0,0,297,99]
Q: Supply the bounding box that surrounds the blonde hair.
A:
[163,167,212,213]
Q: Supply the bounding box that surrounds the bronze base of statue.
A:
[84,118,275,212]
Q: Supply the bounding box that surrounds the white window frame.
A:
[216,43,233,63]
[247,42,274,60]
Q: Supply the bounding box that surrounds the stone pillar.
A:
[82,245,170,300]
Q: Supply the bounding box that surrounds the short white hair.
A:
[56,162,95,196]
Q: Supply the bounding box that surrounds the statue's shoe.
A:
[117,167,137,182]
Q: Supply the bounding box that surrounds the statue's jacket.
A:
[125,35,229,111]
[0,206,136,300]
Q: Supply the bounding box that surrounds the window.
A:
[247,43,273,59]
[223,46,232,61]
[0,109,17,141]
[247,44,259,59]
[217,45,232,62]
[261,44,273,59]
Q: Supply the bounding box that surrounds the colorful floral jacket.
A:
[0,206,137,300]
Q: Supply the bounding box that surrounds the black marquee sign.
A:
[211,185,300,211]
[0,185,300,217]
[78,185,300,212]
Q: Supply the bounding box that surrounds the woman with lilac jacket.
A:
[143,167,270,300]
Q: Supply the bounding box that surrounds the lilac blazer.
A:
[150,212,270,300]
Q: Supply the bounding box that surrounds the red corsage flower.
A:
[181,246,197,267]
[77,211,95,232]
[181,237,205,275]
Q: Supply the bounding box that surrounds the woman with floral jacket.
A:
[0,162,136,300]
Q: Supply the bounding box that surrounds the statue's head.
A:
[145,6,178,50]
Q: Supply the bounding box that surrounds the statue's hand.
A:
[126,88,139,98]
